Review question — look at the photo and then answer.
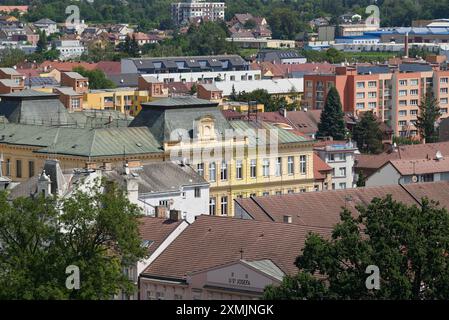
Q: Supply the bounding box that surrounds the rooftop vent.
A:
[435,150,444,160]
[283,215,293,224]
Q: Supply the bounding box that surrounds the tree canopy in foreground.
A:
[0,179,146,299]
[264,195,449,299]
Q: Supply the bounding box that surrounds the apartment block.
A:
[303,63,449,137]
[171,0,225,26]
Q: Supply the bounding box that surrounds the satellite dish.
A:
[412,175,418,183]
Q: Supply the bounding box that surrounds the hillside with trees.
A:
[5,0,449,38]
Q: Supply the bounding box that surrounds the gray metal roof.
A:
[104,162,208,194]
[143,96,218,107]
[0,123,162,157]
[130,97,230,144]
[399,63,433,73]
[0,91,74,125]
[64,72,87,80]
[357,65,390,75]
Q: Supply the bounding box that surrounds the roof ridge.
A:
[89,128,97,158]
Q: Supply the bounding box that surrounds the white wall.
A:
[138,184,209,223]
[366,163,401,187]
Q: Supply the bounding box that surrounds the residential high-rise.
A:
[171,0,226,26]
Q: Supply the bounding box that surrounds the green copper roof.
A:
[0,123,162,157]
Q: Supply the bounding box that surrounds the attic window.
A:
[36,137,42,140]
[136,143,143,147]
[71,144,78,148]
[9,134,14,137]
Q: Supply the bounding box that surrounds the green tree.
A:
[189,83,197,95]
[243,19,257,29]
[36,30,48,53]
[121,34,140,58]
[73,66,116,90]
[0,179,146,299]
[317,86,346,140]
[352,111,383,154]
[0,48,26,67]
[264,195,449,299]
[416,88,441,143]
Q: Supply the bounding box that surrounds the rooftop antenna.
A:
[239,248,244,260]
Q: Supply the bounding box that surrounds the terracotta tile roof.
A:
[138,216,183,256]
[355,141,449,171]
[403,181,449,206]
[313,152,332,180]
[96,61,121,75]
[142,215,332,279]
[389,157,449,175]
[40,61,98,72]
[16,68,41,78]
[235,183,432,228]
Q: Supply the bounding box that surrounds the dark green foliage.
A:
[353,111,383,154]
[73,66,116,89]
[36,30,48,53]
[0,180,146,299]
[0,48,26,67]
[416,89,441,143]
[264,195,449,299]
[317,86,346,140]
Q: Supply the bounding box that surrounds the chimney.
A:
[37,170,52,197]
[170,209,182,221]
[283,215,292,224]
[155,205,167,218]
[125,175,139,205]
[404,32,409,59]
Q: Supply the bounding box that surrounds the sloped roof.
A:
[138,217,184,256]
[389,157,449,175]
[142,215,332,280]
[313,153,332,180]
[236,184,423,228]
[103,162,208,194]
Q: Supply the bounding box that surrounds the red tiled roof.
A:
[16,68,41,77]
[138,216,183,256]
[235,183,441,228]
[96,61,121,75]
[355,141,449,171]
[389,157,449,175]
[313,153,332,180]
[40,61,98,72]
[0,6,28,13]
[142,215,332,279]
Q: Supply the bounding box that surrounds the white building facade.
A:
[171,0,226,26]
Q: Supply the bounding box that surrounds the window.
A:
[262,159,270,177]
[250,159,257,178]
[368,92,377,98]
[441,77,448,84]
[368,102,376,109]
[16,160,22,178]
[410,89,418,96]
[339,182,347,189]
[441,108,448,114]
[399,90,407,96]
[28,161,34,177]
[441,98,448,105]
[356,82,365,89]
[441,88,449,94]
[236,160,243,179]
[339,167,346,177]
[209,197,216,215]
[194,187,201,198]
[328,153,335,162]
[356,102,365,109]
[288,189,294,194]
[339,153,346,161]
[220,161,228,180]
[399,100,407,106]
[221,196,228,215]
[275,157,282,176]
[287,156,294,175]
[399,110,407,117]
[356,92,365,99]
[306,80,313,88]
[174,294,183,300]
[197,163,204,177]
[156,292,165,300]
[300,155,307,174]
[368,81,377,88]
[275,191,282,195]
[399,80,407,86]
[71,98,80,110]
[410,109,418,116]
[410,99,418,106]
[209,162,216,182]
[262,192,269,196]
[410,79,419,86]
[398,120,407,126]
[5,159,10,176]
